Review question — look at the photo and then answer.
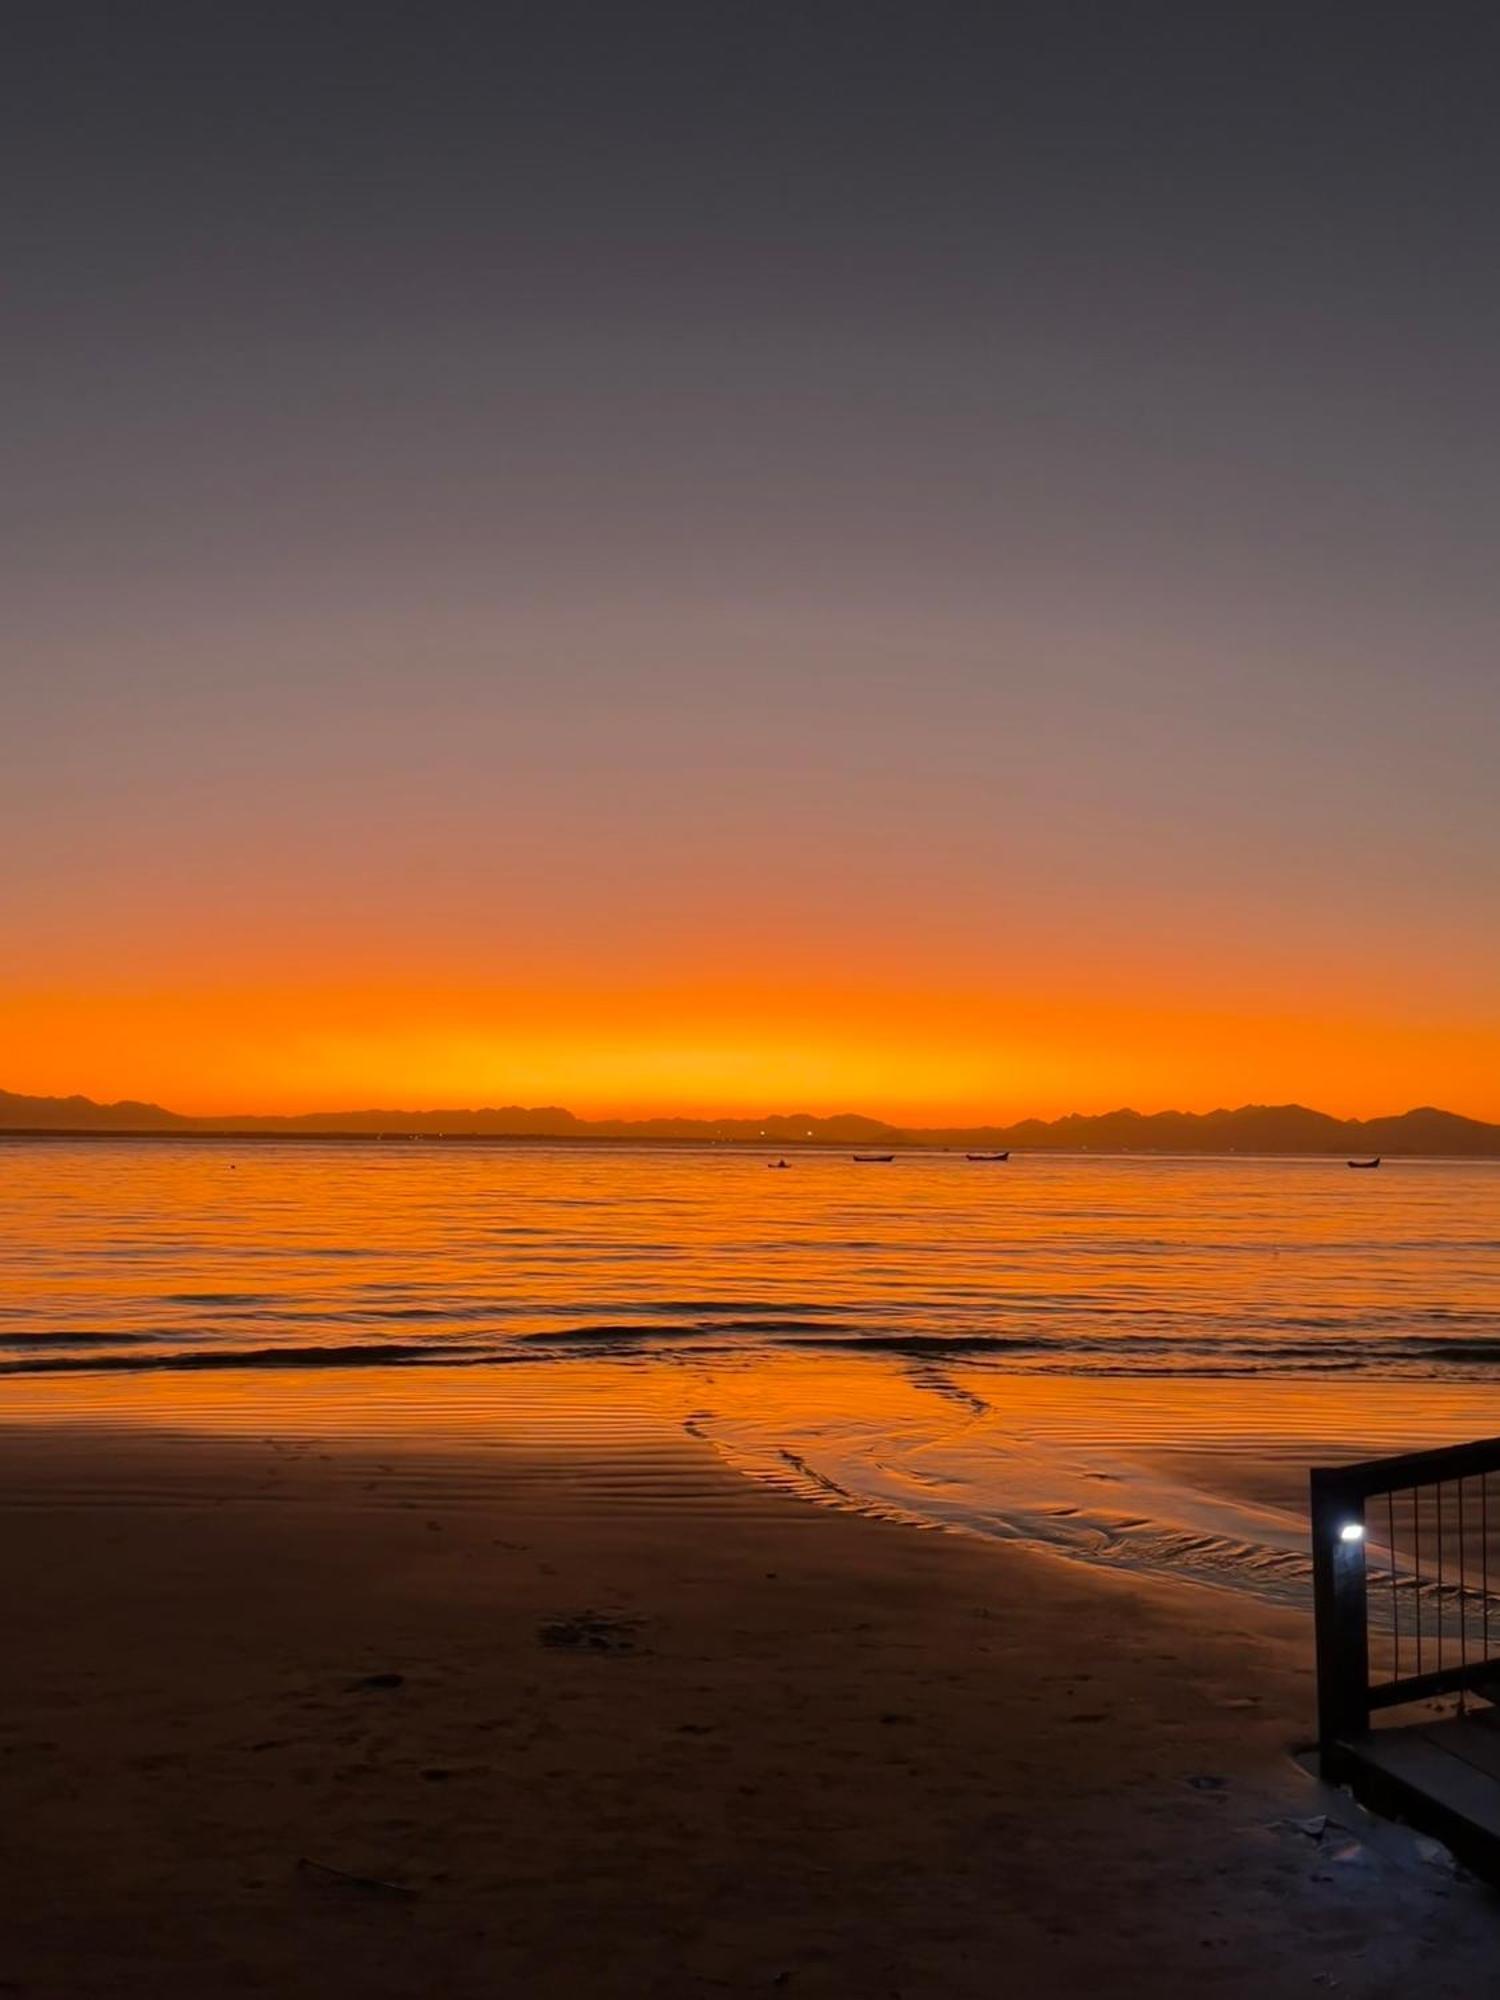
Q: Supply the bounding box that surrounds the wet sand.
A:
[2,1409,1496,1998]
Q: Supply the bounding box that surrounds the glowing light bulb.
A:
[1340,1522,1365,1543]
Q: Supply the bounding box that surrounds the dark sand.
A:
[1,1418,1495,1998]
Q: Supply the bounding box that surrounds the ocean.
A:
[5,1137,1500,1609]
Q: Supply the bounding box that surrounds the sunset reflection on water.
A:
[5,1139,1500,1606]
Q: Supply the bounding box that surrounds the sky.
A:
[4,2,1499,1119]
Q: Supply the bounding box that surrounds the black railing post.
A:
[1311,1468,1370,1758]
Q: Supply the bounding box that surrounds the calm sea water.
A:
[2,1139,1498,1379]
[6,1138,1500,1609]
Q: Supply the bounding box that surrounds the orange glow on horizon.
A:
[5,977,1498,1123]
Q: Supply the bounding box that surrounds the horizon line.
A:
[1,1086,1493,1133]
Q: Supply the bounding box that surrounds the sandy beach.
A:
[3,1401,1495,2000]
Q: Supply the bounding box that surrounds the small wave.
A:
[793,1333,1046,1355]
[773,1327,1500,1372]
[519,1317,868,1346]
[164,1292,275,1306]
[0,1330,166,1349]
[712,1316,867,1333]
[622,1299,857,1319]
[905,1363,992,1416]
[21,1322,1500,1379]
[0,1341,502,1376]
[518,1323,723,1346]
[776,1448,856,1504]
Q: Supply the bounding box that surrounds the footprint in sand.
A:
[538,1611,642,1654]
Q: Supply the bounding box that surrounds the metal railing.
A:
[1311,1436,1500,1756]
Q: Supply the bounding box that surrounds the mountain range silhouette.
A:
[3,1090,1498,1155]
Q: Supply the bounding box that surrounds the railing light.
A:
[1340,1522,1365,1543]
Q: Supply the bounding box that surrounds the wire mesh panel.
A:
[1312,1440,1500,1747]
[1366,1473,1500,1699]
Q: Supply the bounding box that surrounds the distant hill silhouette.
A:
[0,1089,188,1131]
[3,1089,1499,1156]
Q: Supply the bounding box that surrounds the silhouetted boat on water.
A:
[1347,1157,1382,1170]
[767,1159,789,1170]
[966,1151,1010,1162]
[852,1154,895,1163]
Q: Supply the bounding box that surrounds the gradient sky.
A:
[5,3,1499,1118]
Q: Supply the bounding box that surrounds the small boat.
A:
[1347,1157,1382,1170]
[967,1151,1010,1162]
[852,1153,895,1163]
[767,1158,790,1170]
